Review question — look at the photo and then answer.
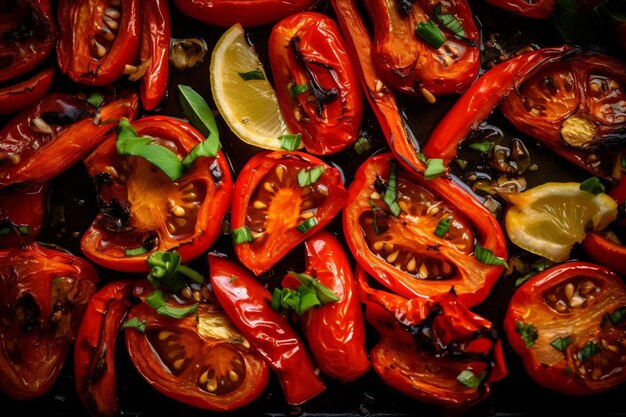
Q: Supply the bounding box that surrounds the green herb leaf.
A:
[354,137,372,155]
[468,141,492,153]
[475,243,508,268]
[370,199,381,235]
[455,159,468,170]
[178,85,221,166]
[298,285,321,315]
[87,92,104,108]
[621,156,626,169]
[514,258,554,288]
[290,83,309,97]
[289,272,340,304]
[238,69,265,81]
[434,4,466,37]
[297,165,325,187]
[125,246,148,257]
[147,250,203,292]
[415,19,446,49]
[279,133,302,151]
[296,217,317,233]
[229,275,238,284]
[121,317,146,333]
[516,321,539,348]
[384,161,401,217]
[580,177,605,195]
[456,369,486,389]
[232,226,254,244]
[577,341,601,361]
[604,307,626,326]
[116,118,184,181]
[550,335,572,352]
[271,272,339,316]
[424,158,445,180]
[0,224,30,237]
[146,290,198,319]
[434,217,451,238]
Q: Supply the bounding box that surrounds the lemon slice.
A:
[210,23,291,150]
[503,182,617,262]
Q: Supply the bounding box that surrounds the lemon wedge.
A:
[503,182,617,262]
[210,23,292,150]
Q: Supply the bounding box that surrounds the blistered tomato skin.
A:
[0,68,55,116]
[504,262,626,395]
[269,12,363,155]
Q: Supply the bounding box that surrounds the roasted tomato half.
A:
[0,243,99,400]
[0,92,139,189]
[485,0,555,19]
[499,51,626,178]
[125,302,269,411]
[231,151,346,275]
[81,115,233,272]
[343,153,507,307]
[75,281,134,417]
[0,0,57,83]
[56,0,141,86]
[504,262,626,395]
[357,267,507,410]
[269,12,362,155]
[0,67,54,116]
[0,182,48,248]
[361,0,480,96]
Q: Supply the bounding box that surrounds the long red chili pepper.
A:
[140,0,170,110]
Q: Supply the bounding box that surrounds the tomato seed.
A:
[253,200,267,209]
[263,182,275,193]
[418,263,429,278]
[207,379,218,392]
[199,370,209,385]
[229,370,239,383]
[103,16,118,31]
[8,154,20,165]
[275,165,285,182]
[158,331,173,341]
[406,257,416,272]
[383,242,394,252]
[420,87,436,104]
[373,241,384,251]
[369,191,381,200]
[105,7,120,19]
[386,250,399,263]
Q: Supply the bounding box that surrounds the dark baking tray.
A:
[2,1,626,416]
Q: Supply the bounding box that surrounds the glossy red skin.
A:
[125,301,270,411]
[485,0,555,19]
[57,0,141,86]
[231,151,346,275]
[0,0,57,83]
[499,52,626,178]
[140,0,170,111]
[0,243,99,400]
[209,254,326,405]
[0,67,54,116]
[296,231,370,381]
[504,262,626,395]
[343,153,507,307]
[173,0,319,27]
[81,115,233,272]
[362,0,480,96]
[75,281,134,417]
[269,12,362,155]
[356,267,507,409]
[0,182,49,249]
[0,92,139,189]
[422,46,573,167]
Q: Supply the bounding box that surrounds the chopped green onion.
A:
[475,243,508,268]
[550,335,572,352]
[87,92,104,108]
[146,290,198,319]
[271,272,339,316]
[178,85,221,166]
[415,19,446,49]
[229,275,238,283]
[297,165,325,187]
[384,162,402,217]
[514,258,554,288]
[468,141,492,153]
[370,199,381,235]
[125,246,148,257]
[434,217,451,238]
[580,177,605,195]
[120,317,146,333]
[147,250,203,292]
[515,321,538,348]
[456,369,486,389]
[424,158,445,180]
[296,217,317,233]
[621,156,626,169]
[577,341,601,361]
[232,226,254,244]
[289,272,339,304]
[455,159,468,170]
[238,69,265,80]
[604,307,626,326]
[0,225,30,236]
[354,137,372,155]
[434,4,466,37]
[290,83,309,97]
[279,133,302,151]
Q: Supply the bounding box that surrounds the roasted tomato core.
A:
[571,332,626,380]
[147,328,200,376]
[588,74,626,125]
[542,278,602,313]
[360,176,474,280]
[90,1,123,60]
[198,344,247,395]
[519,65,578,122]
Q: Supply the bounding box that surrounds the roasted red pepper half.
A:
[173,0,319,27]
[356,266,507,410]
[138,0,170,111]
[268,12,362,155]
[0,0,57,83]
[57,0,141,86]
[0,182,48,249]
[209,254,326,405]
[485,0,556,19]
[0,67,54,116]
[343,153,507,307]
[0,243,99,400]
[422,46,573,167]
[75,281,134,417]
[81,115,233,272]
[360,0,480,96]
[499,51,626,178]
[283,231,370,382]
[231,151,346,275]
[504,262,626,395]
[0,92,139,189]
[125,300,269,411]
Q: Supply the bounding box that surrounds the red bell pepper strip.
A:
[0,68,55,116]
[485,0,556,19]
[422,46,574,167]
[139,0,170,111]
[209,254,326,405]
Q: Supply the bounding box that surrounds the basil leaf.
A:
[468,141,492,153]
[178,85,221,166]
[121,317,146,333]
[297,165,325,187]
[232,226,254,244]
[238,70,265,80]
[515,321,539,348]
[424,158,445,180]
[296,217,317,233]
[279,133,302,151]
[298,285,321,315]
[415,19,446,49]
[580,177,605,195]
[434,4,466,37]
[434,217,451,238]
[290,84,309,97]
[87,92,104,108]
[550,335,572,352]
[289,272,340,305]
[384,161,401,217]
[577,341,601,361]
[475,243,508,268]
[456,369,486,388]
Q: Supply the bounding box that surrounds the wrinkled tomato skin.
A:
[298,231,370,381]
[209,254,326,405]
[174,0,319,27]
[81,115,233,272]
[343,153,506,307]
[140,0,170,111]
[231,151,346,275]
[269,12,362,155]
[0,92,139,189]
[0,181,48,249]
[0,67,54,116]
[74,281,134,417]
[0,0,57,83]
[56,0,141,86]
[485,0,555,19]
[504,262,626,395]
[0,243,99,400]
[125,301,270,411]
